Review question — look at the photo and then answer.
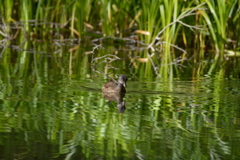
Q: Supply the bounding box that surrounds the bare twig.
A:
[148,2,207,50]
[147,52,159,75]
[92,36,148,46]
[0,17,10,38]
[161,42,187,53]
[177,21,206,31]
[89,44,123,83]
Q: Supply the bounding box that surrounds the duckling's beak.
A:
[123,82,126,87]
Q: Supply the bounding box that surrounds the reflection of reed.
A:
[102,92,126,113]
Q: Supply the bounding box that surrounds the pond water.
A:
[0,44,240,159]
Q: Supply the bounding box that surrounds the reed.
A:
[199,0,238,53]
[1,0,14,23]
[0,0,239,79]
[72,0,92,37]
[1,0,238,50]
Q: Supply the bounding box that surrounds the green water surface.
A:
[0,44,240,160]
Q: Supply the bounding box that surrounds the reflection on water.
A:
[0,76,240,159]
[102,92,126,113]
[0,45,240,159]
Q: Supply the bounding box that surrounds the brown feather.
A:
[102,75,127,93]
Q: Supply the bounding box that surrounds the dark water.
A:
[0,74,240,159]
